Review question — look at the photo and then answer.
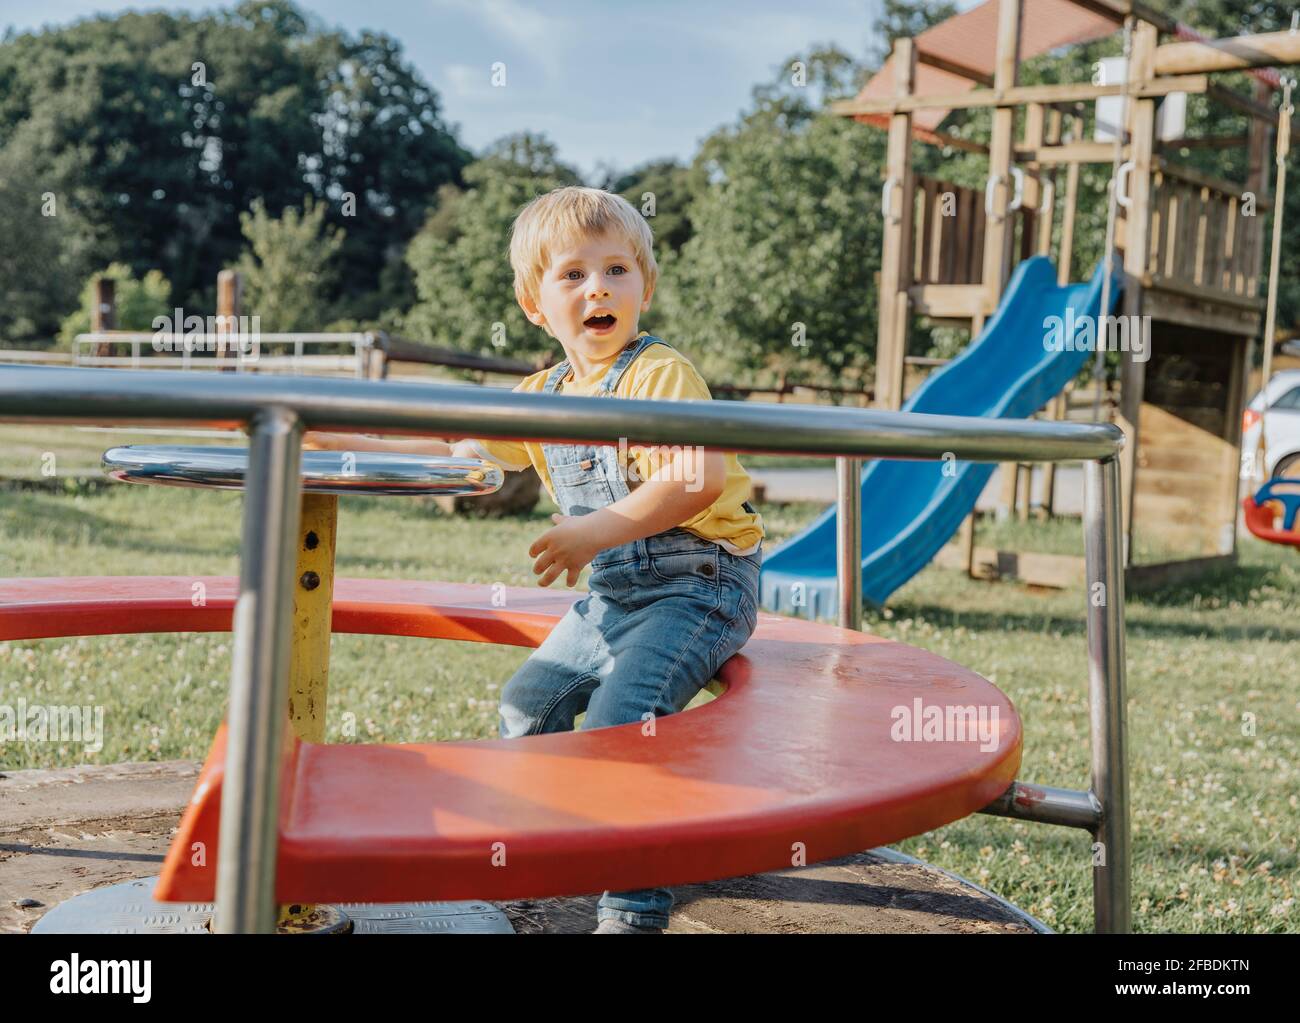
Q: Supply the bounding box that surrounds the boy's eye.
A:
[563,265,626,280]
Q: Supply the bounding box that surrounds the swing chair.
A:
[1245,76,1300,550]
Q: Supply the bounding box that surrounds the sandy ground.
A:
[0,761,1038,935]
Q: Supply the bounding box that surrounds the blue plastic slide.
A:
[758,256,1120,616]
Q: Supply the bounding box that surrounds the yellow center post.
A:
[278,491,342,932]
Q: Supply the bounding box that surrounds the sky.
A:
[0,0,983,180]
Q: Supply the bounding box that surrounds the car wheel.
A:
[1275,452,1300,479]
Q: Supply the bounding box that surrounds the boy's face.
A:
[519,229,654,366]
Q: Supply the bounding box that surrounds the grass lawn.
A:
[0,455,1296,933]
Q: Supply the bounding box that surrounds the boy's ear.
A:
[640,278,656,312]
[517,289,547,328]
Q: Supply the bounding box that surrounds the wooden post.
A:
[90,277,116,359]
[985,0,1022,518]
[1221,335,1248,555]
[1117,21,1158,563]
[1017,464,1032,521]
[981,0,1023,304]
[997,462,1019,522]
[1041,387,1068,517]
[956,512,977,579]
[875,37,917,412]
[216,269,242,371]
[1059,158,1081,284]
[366,335,387,380]
[1023,102,1045,257]
[1246,80,1274,201]
[1037,109,1062,257]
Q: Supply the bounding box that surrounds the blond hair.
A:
[509,186,657,308]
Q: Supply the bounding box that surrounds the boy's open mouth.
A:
[584,314,617,332]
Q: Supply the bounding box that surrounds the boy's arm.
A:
[529,447,727,587]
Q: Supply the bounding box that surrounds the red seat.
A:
[1243,494,1300,548]
[0,576,1021,903]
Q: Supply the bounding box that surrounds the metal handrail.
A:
[0,364,1130,935]
[0,366,1122,463]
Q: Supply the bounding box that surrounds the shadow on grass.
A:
[0,491,242,564]
[1130,558,1296,609]
[880,601,1300,645]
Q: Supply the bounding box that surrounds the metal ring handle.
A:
[1007,166,1026,213]
[1115,160,1135,209]
[881,177,901,224]
[984,174,1005,220]
[102,445,505,497]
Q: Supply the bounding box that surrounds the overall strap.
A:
[541,358,572,395]
[598,334,674,395]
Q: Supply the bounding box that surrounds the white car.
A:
[1243,369,1300,479]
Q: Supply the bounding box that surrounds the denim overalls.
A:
[497,333,762,929]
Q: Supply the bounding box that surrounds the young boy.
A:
[305,185,764,933]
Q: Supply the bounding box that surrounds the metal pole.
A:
[1083,456,1130,934]
[214,406,303,934]
[0,366,1126,465]
[836,456,863,630]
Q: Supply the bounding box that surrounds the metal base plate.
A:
[30,878,515,934]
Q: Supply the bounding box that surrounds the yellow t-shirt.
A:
[465,337,765,555]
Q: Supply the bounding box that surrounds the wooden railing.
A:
[1145,161,1266,308]
[912,176,1039,286]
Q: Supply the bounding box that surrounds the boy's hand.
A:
[529,513,602,588]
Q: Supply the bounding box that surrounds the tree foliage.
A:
[0,141,91,341]
[0,0,469,326]
[403,134,583,361]
[655,47,883,387]
[57,263,173,349]
[236,196,345,331]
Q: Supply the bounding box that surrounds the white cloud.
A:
[443,62,496,99]
[431,0,571,82]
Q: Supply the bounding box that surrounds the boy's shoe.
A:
[593,917,665,934]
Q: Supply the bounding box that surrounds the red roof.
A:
[854,0,1118,139]
[852,0,1283,142]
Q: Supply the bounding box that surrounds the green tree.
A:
[403,134,582,363]
[0,0,469,319]
[236,196,345,331]
[57,263,173,349]
[602,159,694,257]
[657,47,883,387]
[0,140,91,341]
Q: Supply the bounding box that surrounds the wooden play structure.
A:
[833,0,1299,588]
